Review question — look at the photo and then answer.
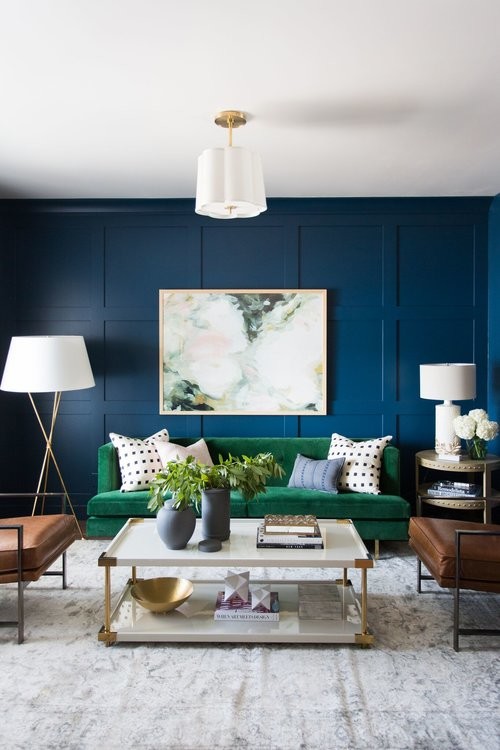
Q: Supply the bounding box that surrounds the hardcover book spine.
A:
[214,610,280,621]
[257,528,323,547]
[256,542,324,549]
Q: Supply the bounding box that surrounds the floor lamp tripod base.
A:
[29,392,84,539]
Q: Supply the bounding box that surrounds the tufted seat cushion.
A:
[0,514,79,583]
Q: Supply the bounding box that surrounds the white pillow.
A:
[327,433,392,495]
[154,438,214,467]
[110,429,170,492]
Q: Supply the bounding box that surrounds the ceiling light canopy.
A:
[195,110,267,220]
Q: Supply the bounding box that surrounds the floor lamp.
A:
[1,336,95,537]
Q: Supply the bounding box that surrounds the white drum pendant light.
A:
[195,110,267,219]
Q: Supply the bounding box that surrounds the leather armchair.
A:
[0,510,79,643]
[409,516,500,651]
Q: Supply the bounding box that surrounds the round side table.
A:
[415,450,500,522]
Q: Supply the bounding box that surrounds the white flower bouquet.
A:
[453,409,499,459]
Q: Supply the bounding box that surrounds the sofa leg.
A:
[374,539,379,559]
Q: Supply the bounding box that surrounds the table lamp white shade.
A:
[419,363,476,457]
[1,335,95,393]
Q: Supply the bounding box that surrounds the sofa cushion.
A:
[328,434,392,495]
[200,437,336,488]
[154,438,214,467]
[288,454,344,493]
[243,486,410,520]
[87,489,248,519]
[110,429,169,491]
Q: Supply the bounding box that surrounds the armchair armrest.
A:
[455,527,500,586]
[0,523,23,571]
[0,523,24,643]
[454,527,500,651]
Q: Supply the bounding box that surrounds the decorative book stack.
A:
[214,591,280,621]
[214,570,280,620]
[427,480,481,498]
[256,514,324,549]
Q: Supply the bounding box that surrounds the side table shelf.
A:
[415,450,500,523]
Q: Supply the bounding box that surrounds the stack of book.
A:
[427,480,481,498]
[214,592,280,621]
[256,514,324,549]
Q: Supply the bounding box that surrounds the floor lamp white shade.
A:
[1,335,94,392]
[419,363,476,457]
[195,146,267,219]
[1,336,95,536]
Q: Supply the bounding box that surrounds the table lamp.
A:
[1,335,95,536]
[419,363,476,459]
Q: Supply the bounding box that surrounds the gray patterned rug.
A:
[1,539,499,750]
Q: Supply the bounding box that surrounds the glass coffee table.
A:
[98,518,374,647]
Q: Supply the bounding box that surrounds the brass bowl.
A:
[130,577,194,613]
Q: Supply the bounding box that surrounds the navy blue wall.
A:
[488,195,500,452]
[0,197,493,516]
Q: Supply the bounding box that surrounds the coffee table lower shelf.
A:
[98,579,373,646]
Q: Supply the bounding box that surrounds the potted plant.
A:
[147,457,203,550]
[148,452,284,548]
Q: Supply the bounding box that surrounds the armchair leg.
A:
[62,551,67,589]
[0,525,25,643]
[17,579,24,644]
[42,550,68,588]
[17,528,24,644]
[453,584,460,652]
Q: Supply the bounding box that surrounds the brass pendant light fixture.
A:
[195,110,267,219]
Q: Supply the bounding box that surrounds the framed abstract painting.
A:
[159,289,327,415]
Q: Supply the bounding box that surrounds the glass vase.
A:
[467,437,488,460]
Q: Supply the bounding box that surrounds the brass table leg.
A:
[97,562,117,645]
[361,567,368,635]
[104,566,111,631]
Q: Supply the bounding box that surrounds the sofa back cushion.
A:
[97,437,400,496]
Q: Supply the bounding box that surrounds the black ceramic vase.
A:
[156,502,196,549]
[201,488,231,541]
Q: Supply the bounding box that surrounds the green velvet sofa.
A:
[86,437,410,544]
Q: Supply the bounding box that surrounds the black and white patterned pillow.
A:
[327,434,392,495]
[110,429,170,492]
